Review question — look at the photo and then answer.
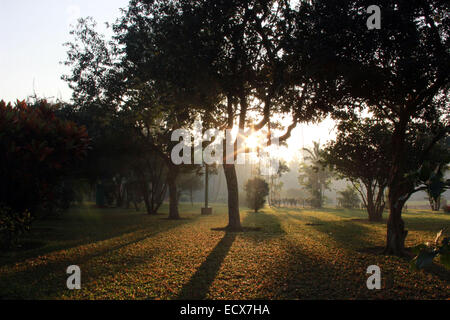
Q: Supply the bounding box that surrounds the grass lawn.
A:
[0,203,449,300]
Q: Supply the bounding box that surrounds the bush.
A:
[0,100,89,245]
[443,205,450,213]
[0,100,89,216]
[0,205,32,249]
[245,177,269,212]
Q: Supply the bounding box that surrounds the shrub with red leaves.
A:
[0,100,89,230]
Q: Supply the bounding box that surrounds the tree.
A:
[245,177,270,213]
[0,100,89,247]
[337,185,361,209]
[284,188,307,207]
[290,0,450,255]
[177,169,204,206]
[131,152,168,215]
[114,0,326,230]
[63,15,197,220]
[57,97,170,215]
[424,163,450,211]
[268,160,289,207]
[298,142,332,208]
[325,118,450,219]
[323,118,390,221]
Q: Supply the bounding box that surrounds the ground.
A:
[0,204,449,299]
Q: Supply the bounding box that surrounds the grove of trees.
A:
[1,0,445,256]
[0,100,89,247]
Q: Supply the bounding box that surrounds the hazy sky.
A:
[0,0,335,155]
[0,0,129,103]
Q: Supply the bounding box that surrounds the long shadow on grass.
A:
[0,215,198,299]
[238,210,286,244]
[176,232,237,300]
[235,211,372,299]
[285,212,376,249]
[0,206,198,267]
[175,211,285,299]
[401,216,450,232]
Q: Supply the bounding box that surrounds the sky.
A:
[0,0,336,158]
[0,0,129,103]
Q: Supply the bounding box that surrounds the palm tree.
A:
[299,141,332,208]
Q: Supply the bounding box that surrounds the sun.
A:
[245,133,260,150]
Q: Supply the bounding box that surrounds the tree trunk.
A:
[366,186,383,222]
[367,206,384,222]
[140,181,155,215]
[384,119,409,256]
[143,193,153,215]
[167,167,180,220]
[223,164,242,231]
[429,195,441,211]
[384,196,408,255]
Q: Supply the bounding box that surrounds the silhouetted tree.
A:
[337,185,361,209]
[323,119,390,221]
[289,0,450,255]
[298,142,332,208]
[115,0,327,230]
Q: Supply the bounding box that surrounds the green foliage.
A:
[245,178,270,213]
[298,142,332,208]
[323,118,389,217]
[0,205,32,249]
[323,119,391,184]
[0,100,89,215]
[291,0,449,253]
[0,100,89,246]
[337,186,361,209]
[424,164,449,210]
[410,229,450,271]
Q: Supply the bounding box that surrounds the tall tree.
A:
[298,142,332,208]
[63,14,197,219]
[290,0,450,255]
[323,119,391,221]
[268,160,289,206]
[114,0,324,230]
